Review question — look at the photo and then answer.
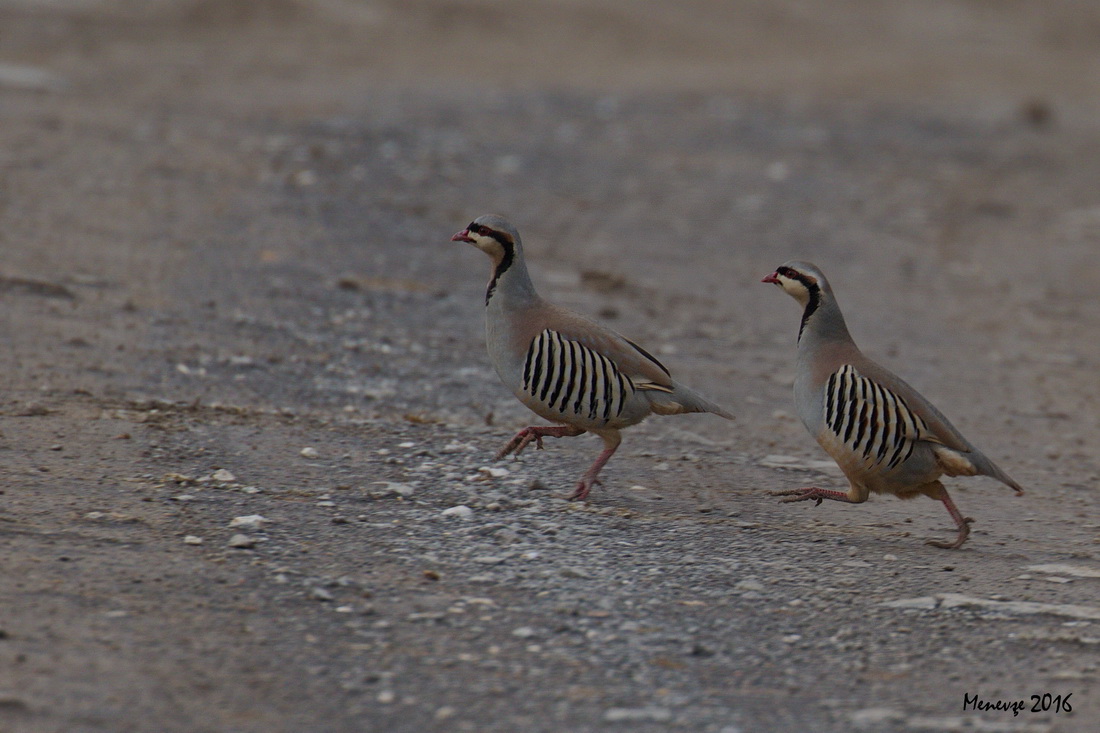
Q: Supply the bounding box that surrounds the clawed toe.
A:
[925,518,973,550]
[769,488,823,505]
[567,478,602,502]
[496,430,545,461]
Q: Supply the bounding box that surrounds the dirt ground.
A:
[1,1,1099,731]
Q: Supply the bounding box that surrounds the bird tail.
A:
[971,452,1025,496]
[642,381,733,420]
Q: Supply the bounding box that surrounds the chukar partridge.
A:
[452,214,733,501]
[763,261,1023,549]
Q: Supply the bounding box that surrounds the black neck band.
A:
[798,285,820,342]
[485,241,515,305]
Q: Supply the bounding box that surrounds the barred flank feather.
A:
[522,329,635,424]
[825,365,929,471]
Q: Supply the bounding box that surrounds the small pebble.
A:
[441,505,473,519]
[229,515,269,530]
[300,447,319,458]
[478,466,510,479]
[311,587,334,602]
[183,535,203,545]
[228,534,256,549]
[374,481,415,497]
[603,707,672,723]
[211,468,236,483]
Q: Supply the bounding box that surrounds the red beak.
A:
[451,229,474,243]
[762,272,780,284]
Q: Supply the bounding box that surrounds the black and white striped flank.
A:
[522,329,636,423]
[824,365,930,470]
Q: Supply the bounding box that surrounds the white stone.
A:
[880,597,938,610]
[228,534,256,548]
[478,466,510,478]
[374,481,415,497]
[1026,563,1100,578]
[849,707,904,727]
[603,707,673,723]
[229,514,269,530]
[300,447,319,458]
[938,593,1100,620]
[211,468,236,483]
[441,505,473,519]
[183,535,203,545]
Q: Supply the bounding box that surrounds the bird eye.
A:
[467,222,483,235]
[777,266,797,279]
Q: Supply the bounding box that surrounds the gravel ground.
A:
[1,2,1099,732]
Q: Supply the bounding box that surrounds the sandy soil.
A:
[1,1,1099,731]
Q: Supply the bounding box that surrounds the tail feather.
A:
[977,455,1025,496]
[644,382,733,420]
[952,446,1025,496]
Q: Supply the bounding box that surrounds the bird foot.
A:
[768,487,852,506]
[566,477,602,502]
[925,517,974,550]
[496,425,584,461]
[495,428,545,461]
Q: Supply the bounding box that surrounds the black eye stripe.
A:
[778,266,816,289]
[468,222,515,248]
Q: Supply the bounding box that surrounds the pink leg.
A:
[768,487,857,506]
[567,432,622,502]
[496,425,585,461]
[925,486,974,550]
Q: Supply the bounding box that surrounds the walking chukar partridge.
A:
[452,214,733,501]
[762,261,1023,549]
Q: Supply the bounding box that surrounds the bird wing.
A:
[520,327,640,423]
[823,363,970,470]
[849,359,973,453]
[537,308,675,391]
